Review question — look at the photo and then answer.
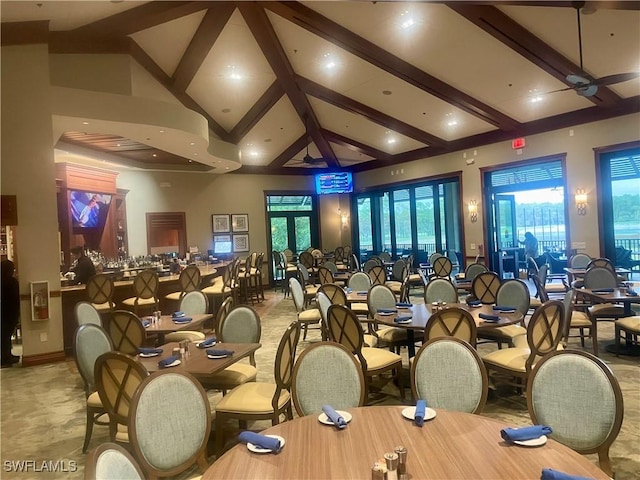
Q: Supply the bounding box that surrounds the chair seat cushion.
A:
[479,324,527,341]
[200,364,257,389]
[588,303,625,317]
[165,331,206,342]
[350,303,369,314]
[408,273,421,283]
[202,284,229,295]
[122,297,156,307]
[299,308,322,323]
[215,382,289,414]
[87,391,103,408]
[544,283,567,293]
[304,286,320,296]
[529,297,542,308]
[616,316,640,334]
[571,311,592,327]
[92,302,113,312]
[164,291,182,301]
[482,347,530,372]
[363,334,378,348]
[375,327,408,343]
[386,281,402,291]
[361,347,402,370]
[115,423,128,443]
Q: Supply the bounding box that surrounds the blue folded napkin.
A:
[322,405,347,429]
[627,289,638,296]
[141,319,151,328]
[396,302,413,307]
[357,291,367,295]
[158,355,179,368]
[238,431,282,452]
[172,316,192,324]
[591,288,614,293]
[138,347,163,355]
[479,312,500,322]
[206,348,234,357]
[467,299,482,306]
[377,308,397,313]
[540,468,592,480]
[395,315,412,323]
[172,311,185,318]
[493,305,516,311]
[346,288,353,293]
[414,399,426,427]
[197,337,217,348]
[501,425,552,443]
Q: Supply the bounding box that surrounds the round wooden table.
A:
[204,406,608,479]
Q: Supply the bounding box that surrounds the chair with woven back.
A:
[73,324,113,453]
[526,349,623,478]
[129,371,212,478]
[292,341,366,417]
[290,277,322,340]
[214,321,301,455]
[318,282,346,305]
[424,278,458,304]
[476,279,530,348]
[424,307,477,348]
[327,304,404,401]
[411,337,488,413]
[197,304,260,396]
[121,270,159,316]
[470,271,501,304]
[86,274,116,314]
[107,311,146,356]
[163,265,201,311]
[367,265,387,286]
[164,290,208,343]
[482,300,565,392]
[75,301,103,327]
[202,264,234,312]
[94,351,149,447]
[430,256,453,279]
[317,266,336,285]
[85,442,145,480]
[299,251,317,282]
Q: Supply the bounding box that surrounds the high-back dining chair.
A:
[367,265,387,286]
[527,349,623,478]
[477,279,530,348]
[424,307,477,347]
[464,262,488,281]
[290,277,322,340]
[347,272,371,317]
[75,301,103,327]
[121,270,159,315]
[129,371,212,478]
[107,310,146,356]
[94,351,148,446]
[570,253,592,269]
[86,274,116,313]
[292,341,366,417]
[318,266,336,285]
[411,337,488,413]
[431,256,453,279]
[85,442,145,480]
[471,271,501,304]
[367,284,410,351]
[318,283,347,305]
[214,322,301,455]
[74,324,113,453]
[164,265,201,306]
[424,278,458,304]
[164,290,209,343]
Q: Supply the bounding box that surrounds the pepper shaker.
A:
[394,446,407,476]
[384,452,399,480]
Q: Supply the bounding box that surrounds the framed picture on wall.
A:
[232,214,249,232]
[30,281,50,321]
[212,214,230,233]
[233,234,249,253]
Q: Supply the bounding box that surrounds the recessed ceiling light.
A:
[152,153,157,157]
[159,130,165,133]
[116,144,121,147]
[387,138,397,145]
[82,121,89,125]
[225,167,229,170]
[382,90,392,96]
[399,10,416,29]
[226,65,243,81]
[264,139,272,143]
[222,108,231,113]
[322,53,338,70]
[447,120,458,127]
[188,159,192,163]
[193,153,198,156]
[189,142,195,146]
[530,96,543,103]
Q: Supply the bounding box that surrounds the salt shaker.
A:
[384,452,399,480]
[394,446,407,476]
[371,462,386,480]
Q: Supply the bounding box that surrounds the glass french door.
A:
[495,194,517,250]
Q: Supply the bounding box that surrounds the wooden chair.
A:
[584,266,625,356]
[367,265,387,286]
[164,265,201,309]
[290,277,322,340]
[107,311,146,356]
[327,304,404,401]
[202,265,234,312]
[471,271,501,304]
[94,351,148,446]
[86,274,116,314]
[121,270,159,315]
[464,262,488,281]
[214,322,301,455]
[476,279,530,348]
[296,264,319,306]
[424,278,458,304]
[75,301,103,327]
[164,290,208,343]
[424,307,477,348]
[130,371,211,478]
[367,284,411,352]
[562,289,593,349]
[431,256,453,279]
[527,350,623,478]
[411,337,488,413]
[85,442,144,480]
[291,341,366,416]
[73,324,113,453]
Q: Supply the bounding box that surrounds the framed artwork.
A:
[233,234,250,253]
[30,281,50,321]
[212,214,230,233]
[232,214,249,232]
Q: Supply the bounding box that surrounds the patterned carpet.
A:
[1,289,638,479]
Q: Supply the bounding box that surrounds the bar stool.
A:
[86,274,116,314]
[121,270,159,316]
[164,265,201,312]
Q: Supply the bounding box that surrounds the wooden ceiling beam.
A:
[72,1,210,37]
[268,134,309,168]
[447,1,640,10]
[238,2,339,168]
[172,3,236,92]
[264,1,520,131]
[297,76,445,148]
[230,81,285,143]
[447,3,621,107]
[322,130,392,161]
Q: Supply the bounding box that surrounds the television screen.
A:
[69,191,112,229]
[213,235,233,254]
[315,172,353,195]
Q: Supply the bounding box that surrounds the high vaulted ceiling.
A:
[2,1,639,175]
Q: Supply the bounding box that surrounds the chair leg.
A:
[591,318,599,356]
[597,451,613,478]
[214,416,225,456]
[615,324,621,357]
[83,407,95,453]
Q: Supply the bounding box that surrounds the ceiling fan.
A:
[551,1,639,97]
[288,115,330,167]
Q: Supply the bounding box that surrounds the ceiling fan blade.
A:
[544,86,575,95]
[593,72,640,86]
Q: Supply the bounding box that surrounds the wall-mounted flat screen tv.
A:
[315,172,353,195]
[69,191,112,230]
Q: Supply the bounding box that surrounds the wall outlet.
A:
[470,243,476,250]
[40,332,48,342]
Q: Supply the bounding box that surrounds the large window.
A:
[353,176,462,264]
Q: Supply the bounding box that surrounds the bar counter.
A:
[60,262,231,354]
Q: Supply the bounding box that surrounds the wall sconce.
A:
[468,200,478,223]
[340,213,349,229]
[575,189,588,215]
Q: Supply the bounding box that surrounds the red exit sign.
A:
[512,137,526,149]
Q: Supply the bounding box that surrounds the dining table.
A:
[203,405,609,479]
[375,303,524,357]
[137,341,261,376]
[564,266,631,285]
[143,313,213,344]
